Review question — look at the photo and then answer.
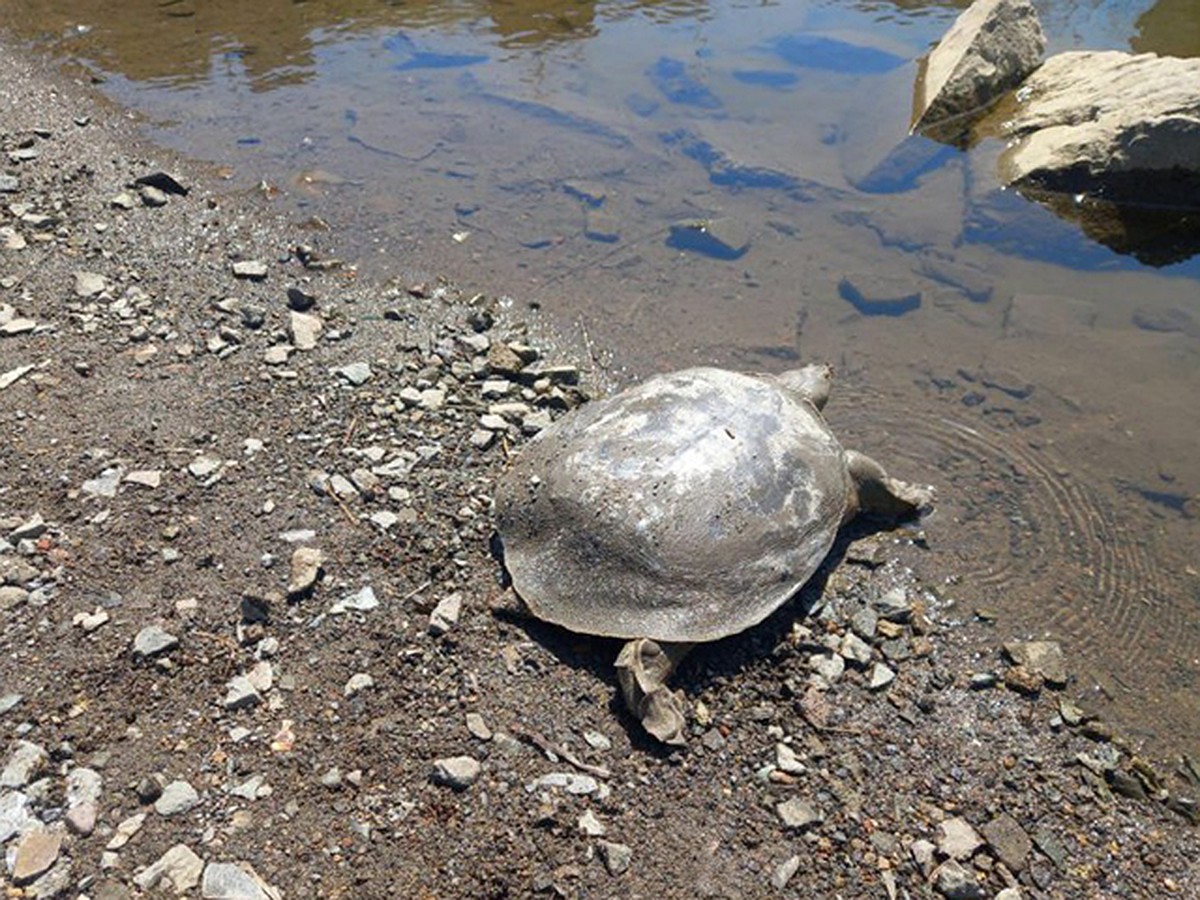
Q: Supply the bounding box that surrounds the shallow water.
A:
[4,0,1199,759]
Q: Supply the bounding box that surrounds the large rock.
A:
[1001,51,1200,208]
[913,0,1045,136]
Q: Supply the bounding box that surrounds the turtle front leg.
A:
[615,638,694,746]
[844,449,934,523]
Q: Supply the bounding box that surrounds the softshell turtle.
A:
[494,365,932,744]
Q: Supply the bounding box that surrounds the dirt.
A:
[2,37,1199,900]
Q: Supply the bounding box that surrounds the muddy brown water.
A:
[4,0,1199,761]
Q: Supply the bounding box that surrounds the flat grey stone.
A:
[868,662,896,690]
[82,467,123,498]
[429,592,463,635]
[776,797,822,830]
[133,625,179,658]
[329,585,378,614]
[597,840,632,876]
[771,854,801,890]
[431,756,481,791]
[932,858,987,899]
[231,260,269,281]
[935,816,984,860]
[531,772,599,795]
[74,271,109,297]
[155,780,200,816]
[333,362,372,385]
[134,843,204,893]
[981,812,1032,872]
[0,790,35,842]
[201,861,282,899]
[224,676,262,711]
[1,740,48,788]
[1003,640,1068,687]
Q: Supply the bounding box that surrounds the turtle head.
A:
[775,364,833,411]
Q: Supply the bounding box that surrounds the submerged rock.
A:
[1001,51,1200,208]
[912,0,1044,138]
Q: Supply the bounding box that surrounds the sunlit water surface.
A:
[4,0,1199,760]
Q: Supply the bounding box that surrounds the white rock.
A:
[0,790,35,842]
[1001,51,1200,206]
[1,740,47,788]
[289,311,323,350]
[431,756,481,790]
[134,843,205,893]
[936,816,984,860]
[771,854,801,890]
[776,797,822,829]
[330,585,378,614]
[201,861,283,899]
[344,672,375,697]
[912,0,1045,133]
[155,780,200,816]
[428,592,463,635]
[578,809,607,836]
[597,840,632,876]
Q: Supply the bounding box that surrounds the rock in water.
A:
[1001,51,1200,208]
[912,0,1044,137]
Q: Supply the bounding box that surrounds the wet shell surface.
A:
[494,367,853,643]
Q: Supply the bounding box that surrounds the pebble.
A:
[429,592,463,635]
[10,825,63,885]
[133,625,179,658]
[73,607,110,632]
[981,813,1032,872]
[65,800,98,835]
[232,260,269,280]
[82,467,123,497]
[139,185,169,207]
[0,791,34,842]
[775,742,806,775]
[872,586,911,621]
[1003,640,1068,687]
[839,631,873,667]
[583,730,611,751]
[2,740,48,787]
[224,676,263,711]
[289,311,323,350]
[287,547,325,598]
[597,840,632,876]
[134,843,204,892]
[263,345,291,366]
[465,712,492,741]
[106,812,147,850]
[868,662,896,690]
[935,816,983,860]
[776,797,822,830]
[531,772,600,795]
[329,585,378,614]
[0,317,36,335]
[344,672,375,697]
[333,362,372,385]
[125,469,162,488]
[932,859,987,899]
[155,779,201,816]
[578,809,607,836]
[9,513,47,541]
[188,455,223,478]
[0,585,29,611]
[771,854,801,889]
[431,756,481,790]
[0,174,17,192]
[74,271,109,298]
[809,652,844,685]
[201,861,282,900]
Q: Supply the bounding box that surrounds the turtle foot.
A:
[845,449,934,521]
[615,638,692,746]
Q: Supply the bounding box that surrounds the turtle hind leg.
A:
[614,638,694,746]
[845,449,934,523]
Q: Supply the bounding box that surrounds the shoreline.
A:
[2,35,1199,900]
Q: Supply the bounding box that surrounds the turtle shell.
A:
[494,367,852,643]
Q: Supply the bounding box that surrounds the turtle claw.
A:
[615,638,692,746]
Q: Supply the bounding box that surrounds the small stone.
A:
[597,840,632,876]
[0,585,29,611]
[106,812,147,849]
[111,191,137,209]
[578,809,607,836]
[969,672,997,689]
[232,260,269,281]
[936,816,984,861]
[0,317,36,335]
[932,859,987,899]
[344,672,375,697]
[810,652,844,685]
[1004,664,1044,695]
[82,466,123,497]
[320,768,342,789]
[73,607,110,632]
[224,676,262,711]
[1003,640,1067,687]
[246,661,273,693]
[776,797,822,830]
[74,271,109,298]
[775,743,806,775]
[771,854,801,890]
[532,772,600,795]
[868,662,896,690]
[465,712,492,741]
[431,756,481,790]
[188,455,223,479]
[0,791,35,842]
[134,843,204,893]
[139,185,169,207]
[981,813,1032,872]
[133,625,179,658]
[839,631,873,667]
[583,730,612,751]
[469,429,495,451]
[286,286,317,311]
[287,547,325,599]
[8,513,47,541]
[288,311,323,350]
[329,585,378,614]
[872,586,911,621]
[200,861,282,900]
[263,345,291,366]
[155,780,200,816]
[66,800,98,835]
[11,826,62,885]
[333,362,372,385]
[429,592,463,635]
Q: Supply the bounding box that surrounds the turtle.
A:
[493,364,933,745]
